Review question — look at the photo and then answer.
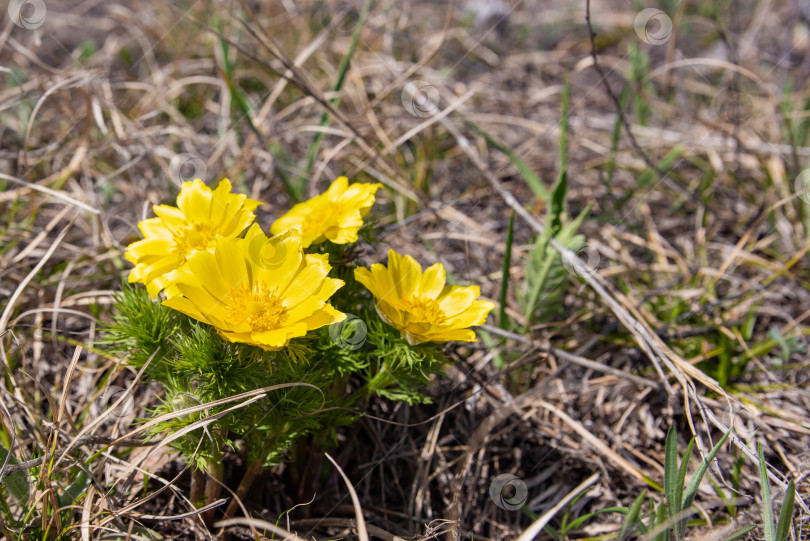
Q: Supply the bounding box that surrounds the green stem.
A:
[356,363,394,401]
[331,373,351,401]
[201,439,224,526]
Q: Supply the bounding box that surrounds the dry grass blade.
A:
[214,518,308,541]
[0,221,74,334]
[0,173,99,216]
[538,401,645,482]
[515,473,600,541]
[132,498,227,521]
[325,452,369,541]
[81,485,94,541]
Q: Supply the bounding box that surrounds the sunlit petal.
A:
[355,250,494,344]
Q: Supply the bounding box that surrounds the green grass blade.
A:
[549,170,567,236]
[548,75,569,235]
[493,210,514,370]
[605,85,630,185]
[218,28,261,140]
[683,428,731,510]
[675,436,695,538]
[564,506,627,532]
[460,116,550,200]
[57,469,90,507]
[653,502,669,541]
[617,490,645,540]
[664,424,679,521]
[551,75,568,235]
[775,481,795,541]
[758,443,776,541]
[722,525,757,541]
[498,210,514,331]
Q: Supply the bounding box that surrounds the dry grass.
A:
[1,0,810,539]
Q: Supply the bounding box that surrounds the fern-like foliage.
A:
[520,170,590,326]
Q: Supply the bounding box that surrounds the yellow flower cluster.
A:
[125,176,493,349]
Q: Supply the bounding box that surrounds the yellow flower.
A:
[125,179,261,298]
[354,250,494,345]
[163,224,345,350]
[270,176,382,247]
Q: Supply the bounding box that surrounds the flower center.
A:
[225,280,287,332]
[174,221,218,255]
[398,295,446,325]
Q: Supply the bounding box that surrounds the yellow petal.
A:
[284,297,325,323]
[388,250,421,298]
[442,299,494,328]
[212,236,250,291]
[375,298,407,330]
[138,217,173,239]
[299,305,345,330]
[424,328,477,343]
[177,179,212,217]
[438,286,479,315]
[418,262,446,299]
[125,238,174,260]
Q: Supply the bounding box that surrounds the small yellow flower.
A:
[270,176,382,247]
[125,179,261,298]
[163,224,345,350]
[354,250,495,345]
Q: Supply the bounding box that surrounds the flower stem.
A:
[190,467,205,506]
[222,459,263,519]
[360,363,393,399]
[201,442,224,526]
